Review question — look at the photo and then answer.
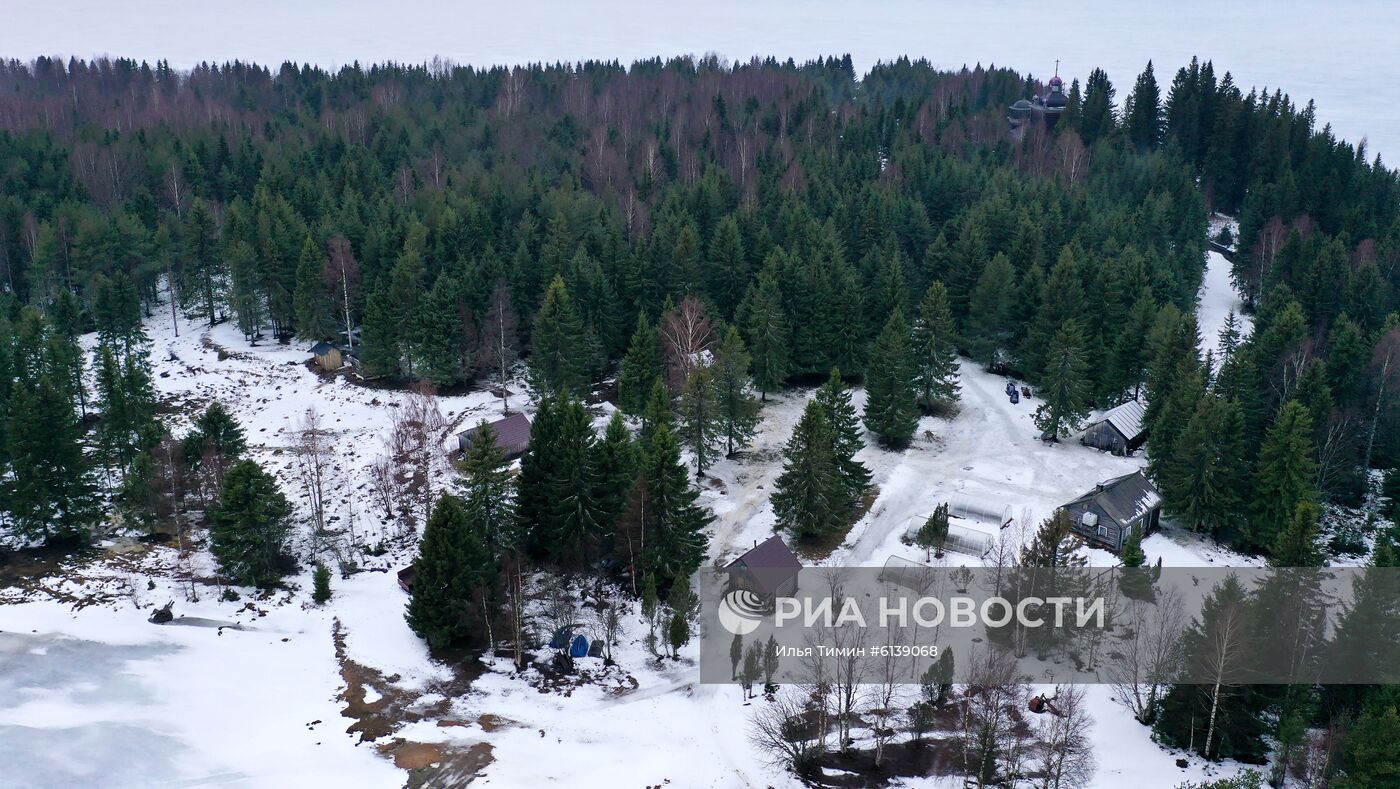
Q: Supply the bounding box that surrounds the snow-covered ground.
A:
[1,250,1265,787]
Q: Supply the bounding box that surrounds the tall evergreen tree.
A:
[529,275,590,397]
[712,326,761,456]
[592,411,639,541]
[618,312,663,414]
[737,270,790,400]
[293,235,335,342]
[457,420,516,554]
[911,281,960,412]
[1272,500,1324,567]
[1249,401,1318,553]
[1033,320,1091,441]
[679,365,722,476]
[406,493,496,648]
[864,310,920,448]
[6,375,100,545]
[638,422,709,593]
[773,400,849,543]
[1125,61,1164,149]
[210,459,293,587]
[965,253,1016,365]
[814,369,871,502]
[545,397,607,566]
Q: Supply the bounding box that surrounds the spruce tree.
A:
[706,215,748,318]
[592,411,639,540]
[226,240,264,341]
[1125,61,1164,149]
[210,459,293,587]
[965,253,1015,365]
[772,400,849,543]
[313,563,332,604]
[618,312,663,414]
[737,271,790,400]
[457,420,516,554]
[293,235,335,342]
[639,377,674,453]
[406,493,496,648]
[516,395,562,552]
[1033,320,1091,441]
[359,285,400,378]
[638,422,709,593]
[1272,500,1324,567]
[529,275,590,397]
[814,369,871,502]
[679,365,723,477]
[6,375,100,545]
[412,272,465,386]
[864,309,920,448]
[1249,401,1318,552]
[911,281,960,412]
[546,397,606,567]
[712,326,761,456]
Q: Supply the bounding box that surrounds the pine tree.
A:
[737,270,790,400]
[529,275,590,397]
[679,365,723,477]
[1078,68,1117,145]
[1033,320,1091,441]
[1163,395,1246,538]
[915,502,950,560]
[618,312,663,414]
[712,326,761,456]
[6,375,101,545]
[293,235,335,342]
[773,400,849,543]
[1326,314,1368,407]
[1272,500,1324,567]
[1336,704,1400,788]
[210,459,293,587]
[411,272,465,386]
[814,369,871,502]
[1217,309,1242,364]
[1119,525,1153,599]
[911,281,960,412]
[864,310,920,448]
[1249,401,1318,552]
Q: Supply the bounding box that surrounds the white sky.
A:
[3,0,1397,161]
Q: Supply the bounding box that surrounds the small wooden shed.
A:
[1080,400,1148,456]
[309,341,344,371]
[726,536,802,599]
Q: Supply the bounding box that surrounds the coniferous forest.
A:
[3,52,1400,785]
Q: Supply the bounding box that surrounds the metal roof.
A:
[727,535,802,596]
[1096,399,1147,441]
[1065,470,1161,528]
[309,341,338,355]
[458,411,532,451]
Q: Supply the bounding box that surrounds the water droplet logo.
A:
[716,589,767,636]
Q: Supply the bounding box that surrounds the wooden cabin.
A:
[1060,470,1162,553]
[1080,400,1148,456]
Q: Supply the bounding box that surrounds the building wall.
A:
[1080,422,1128,456]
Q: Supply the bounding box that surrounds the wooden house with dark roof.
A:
[1060,470,1162,553]
[725,535,802,599]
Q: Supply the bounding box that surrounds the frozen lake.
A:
[2,0,1398,161]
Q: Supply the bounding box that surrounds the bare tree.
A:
[593,588,624,665]
[959,644,1023,787]
[659,294,716,390]
[750,687,822,779]
[1107,587,1186,724]
[479,278,519,414]
[325,236,361,350]
[294,407,332,555]
[1034,685,1096,788]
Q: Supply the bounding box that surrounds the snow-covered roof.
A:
[1094,399,1147,441]
[1065,470,1161,528]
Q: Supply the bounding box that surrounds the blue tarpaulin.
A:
[569,634,589,658]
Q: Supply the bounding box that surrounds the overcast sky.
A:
[3,0,1396,160]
